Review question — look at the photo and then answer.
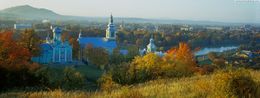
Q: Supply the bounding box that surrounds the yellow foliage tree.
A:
[129,53,162,80]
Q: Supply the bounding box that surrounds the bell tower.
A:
[53,27,62,44]
[147,34,157,53]
[106,14,116,40]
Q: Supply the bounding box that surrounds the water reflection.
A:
[195,46,238,56]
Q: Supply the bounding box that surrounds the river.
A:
[195,46,238,56]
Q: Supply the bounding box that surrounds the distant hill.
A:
[0,5,256,25]
[0,5,63,20]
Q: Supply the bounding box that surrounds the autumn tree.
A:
[0,31,40,89]
[84,44,109,69]
[208,52,217,61]
[0,31,39,70]
[106,53,163,85]
[110,48,125,65]
[175,43,197,67]
[126,45,139,60]
[207,52,226,69]
[19,29,41,56]
[127,53,162,83]
[69,37,80,59]
[135,39,143,47]
[163,42,198,76]
[61,31,70,42]
[106,43,203,85]
[62,67,85,90]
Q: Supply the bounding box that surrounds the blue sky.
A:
[0,0,259,23]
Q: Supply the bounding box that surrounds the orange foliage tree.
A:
[163,42,200,76]
[0,31,39,71]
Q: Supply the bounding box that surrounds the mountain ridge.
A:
[0,5,62,20]
[0,5,258,25]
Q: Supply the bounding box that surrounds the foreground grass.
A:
[1,69,260,98]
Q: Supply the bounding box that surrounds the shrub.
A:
[128,53,163,83]
[120,88,144,98]
[201,64,215,74]
[0,65,41,91]
[107,51,198,85]
[62,67,86,90]
[162,42,198,77]
[98,73,119,91]
[257,82,260,97]
[84,45,109,69]
[34,67,86,90]
[104,53,163,86]
[106,43,200,85]
[212,69,258,98]
[110,62,132,85]
[0,31,42,90]
[34,67,53,89]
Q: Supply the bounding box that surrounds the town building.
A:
[180,25,193,31]
[14,23,32,30]
[32,27,73,64]
[205,26,223,31]
[140,34,165,57]
[77,14,118,60]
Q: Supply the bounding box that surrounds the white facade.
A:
[106,14,116,40]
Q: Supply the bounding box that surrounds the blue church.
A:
[33,14,118,64]
[77,14,117,54]
[32,27,73,64]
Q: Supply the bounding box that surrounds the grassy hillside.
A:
[1,69,260,98]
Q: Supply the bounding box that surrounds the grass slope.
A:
[45,64,103,81]
[1,69,260,98]
[37,64,103,90]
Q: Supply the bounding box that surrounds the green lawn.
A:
[75,64,104,82]
[44,64,104,82]
[42,64,104,90]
